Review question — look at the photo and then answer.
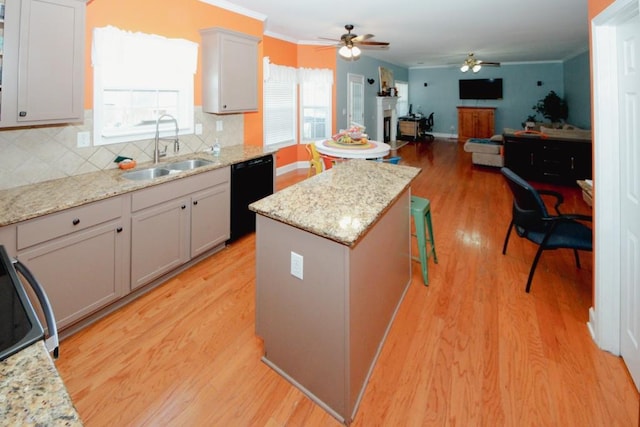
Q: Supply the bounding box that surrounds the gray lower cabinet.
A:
[190,184,231,258]
[4,167,230,332]
[15,196,129,329]
[130,167,230,290]
[130,196,190,290]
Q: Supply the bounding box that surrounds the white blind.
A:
[263,57,297,147]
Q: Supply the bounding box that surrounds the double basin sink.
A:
[122,159,214,181]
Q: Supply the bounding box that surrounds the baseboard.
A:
[587,306,596,341]
[276,161,307,176]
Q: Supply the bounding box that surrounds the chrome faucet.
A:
[154,114,179,164]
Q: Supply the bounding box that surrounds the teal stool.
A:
[410,195,438,285]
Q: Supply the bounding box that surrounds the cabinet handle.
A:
[181,205,186,209]
[116,227,123,233]
[530,153,534,165]
[19,111,27,117]
[193,200,198,205]
[571,157,575,170]
[72,218,80,225]
[223,105,227,109]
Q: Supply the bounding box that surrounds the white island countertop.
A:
[249,159,421,246]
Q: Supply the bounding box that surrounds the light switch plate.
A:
[290,251,303,280]
[195,123,203,135]
[216,120,223,131]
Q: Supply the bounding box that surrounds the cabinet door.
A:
[504,141,537,180]
[458,109,475,140]
[476,110,495,138]
[218,33,258,112]
[131,197,190,290]
[191,184,230,258]
[200,28,259,114]
[17,221,126,329]
[569,143,593,180]
[16,0,84,123]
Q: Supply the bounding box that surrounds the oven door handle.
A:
[12,259,59,359]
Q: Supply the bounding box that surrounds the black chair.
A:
[421,112,434,140]
[500,167,593,293]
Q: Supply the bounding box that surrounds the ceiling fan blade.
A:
[316,44,341,50]
[318,37,341,42]
[352,34,374,42]
[355,40,390,46]
[482,62,501,66]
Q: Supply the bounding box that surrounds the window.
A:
[299,68,333,142]
[92,26,198,145]
[263,57,297,148]
[396,81,409,117]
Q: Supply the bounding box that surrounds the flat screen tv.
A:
[459,78,503,100]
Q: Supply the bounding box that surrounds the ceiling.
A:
[201,0,589,68]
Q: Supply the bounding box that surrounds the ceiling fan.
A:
[320,24,390,60]
[460,53,500,73]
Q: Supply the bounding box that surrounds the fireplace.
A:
[375,97,397,144]
[383,116,391,143]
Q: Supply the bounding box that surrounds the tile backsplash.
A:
[0,107,244,190]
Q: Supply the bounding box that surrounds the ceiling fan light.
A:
[460,64,469,73]
[472,64,482,73]
[351,46,361,57]
[338,45,353,58]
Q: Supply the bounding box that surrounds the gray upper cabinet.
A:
[200,27,259,114]
[0,0,84,128]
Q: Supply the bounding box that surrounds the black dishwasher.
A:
[230,154,274,241]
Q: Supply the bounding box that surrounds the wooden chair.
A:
[306,143,336,177]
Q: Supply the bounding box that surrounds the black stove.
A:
[0,245,44,362]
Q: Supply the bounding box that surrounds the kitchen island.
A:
[250,159,421,424]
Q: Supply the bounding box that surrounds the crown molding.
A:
[198,0,267,22]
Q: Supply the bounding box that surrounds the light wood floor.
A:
[56,139,639,426]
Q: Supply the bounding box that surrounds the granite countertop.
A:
[0,341,82,426]
[249,159,421,246]
[0,144,276,227]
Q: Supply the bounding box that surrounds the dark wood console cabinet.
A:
[503,132,592,185]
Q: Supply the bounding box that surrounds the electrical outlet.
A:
[450,125,455,131]
[216,120,223,131]
[290,251,303,280]
[77,131,91,148]
[195,123,203,135]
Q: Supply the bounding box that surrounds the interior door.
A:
[618,12,640,390]
[347,73,364,128]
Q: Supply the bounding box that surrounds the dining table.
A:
[315,139,391,159]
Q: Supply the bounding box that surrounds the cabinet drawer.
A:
[131,167,230,212]
[17,197,123,249]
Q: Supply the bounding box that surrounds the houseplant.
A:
[532,90,568,124]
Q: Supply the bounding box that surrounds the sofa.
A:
[463,134,504,167]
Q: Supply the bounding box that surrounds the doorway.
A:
[347,73,364,129]
[591,0,640,389]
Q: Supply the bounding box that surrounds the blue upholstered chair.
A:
[501,167,593,292]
